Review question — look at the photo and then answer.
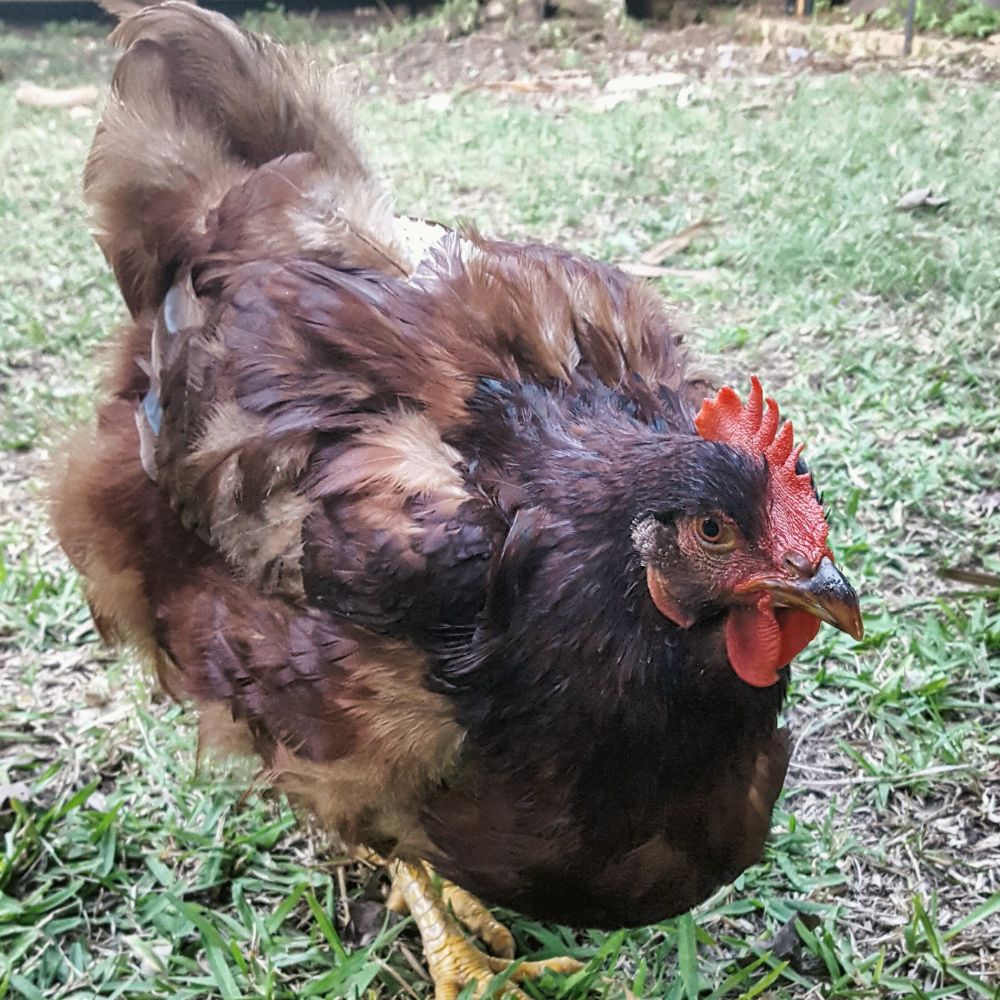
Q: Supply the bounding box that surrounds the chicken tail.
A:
[86,0,398,315]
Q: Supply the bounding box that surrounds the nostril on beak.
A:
[783,551,813,579]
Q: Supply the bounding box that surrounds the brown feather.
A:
[86,0,402,316]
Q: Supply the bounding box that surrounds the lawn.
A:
[1,8,999,1000]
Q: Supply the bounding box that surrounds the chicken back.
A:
[53,0,861,930]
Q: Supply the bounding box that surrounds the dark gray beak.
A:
[766,556,864,641]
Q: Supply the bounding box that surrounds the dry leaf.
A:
[425,93,453,112]
[768,912,822,974]
[639,218,715,266]
[675,84,696,109]
[604,71,687,94]
[15,83,100,109]
[896,187,949,210]
[342,898,400,948]
[594,92,635,112]
[0,782,32,806]
[475,74,592,97]
[975,490,1000,516]
[739,100,775,114]
[85,681,111,708]
[124,935,172,975]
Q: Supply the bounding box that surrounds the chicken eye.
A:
[694,515,737,552]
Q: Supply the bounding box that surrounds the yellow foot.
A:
[391,860,583,1000]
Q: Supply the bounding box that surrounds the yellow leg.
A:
[391,860,583,1000]
[387,869,513,957]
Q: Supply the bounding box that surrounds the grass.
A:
[2,9,1000,1000]
[862,0,1000,40]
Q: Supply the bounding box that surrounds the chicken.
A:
[52,3,864,997]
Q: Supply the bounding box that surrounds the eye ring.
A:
[700,517,721,540]
[693,514,738,553]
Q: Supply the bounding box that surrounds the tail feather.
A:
[87,0,398,315]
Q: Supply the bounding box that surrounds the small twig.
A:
[903,0,917,56]
[378,958,422,1000]
[892,588,1000,613]
[398,943,432,983]
[372,0,401,31]
[336,865,350,926]
[790,707,851,762]
[939,567,1000,588]
[903,840,924,886]
[799,763,973,790]
[787,761,844,775]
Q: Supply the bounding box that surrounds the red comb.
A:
[694,376,829,559]
[694,376,802,469]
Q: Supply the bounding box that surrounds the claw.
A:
[391,860,583,1000]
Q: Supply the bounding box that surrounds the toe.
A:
[479,919,515,960]
[441,882,516,958]
[392,860,579,1000]
[499,955,586,980]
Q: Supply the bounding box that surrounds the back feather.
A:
[86,0,400,316]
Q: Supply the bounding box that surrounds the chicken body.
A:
[54,0,860,949]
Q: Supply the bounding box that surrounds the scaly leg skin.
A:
[388,865,514,958]
[391,860,583,1000]
[441,879,516,959]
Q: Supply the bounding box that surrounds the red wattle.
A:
[725,603,781,688]
[724,602,820,688]
[776,608,820,665]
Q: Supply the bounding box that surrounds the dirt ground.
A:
[328,1,1000,99]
